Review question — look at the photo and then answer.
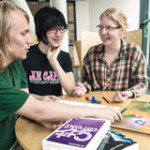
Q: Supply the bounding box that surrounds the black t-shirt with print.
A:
[23,44,73,96]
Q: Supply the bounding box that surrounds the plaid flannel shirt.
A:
[82,40,148,97]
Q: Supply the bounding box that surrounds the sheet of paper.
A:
[55,99,120,110]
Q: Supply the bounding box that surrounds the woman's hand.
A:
[73,82,87,96]
[113,91,133,102]
[47,46,60,64]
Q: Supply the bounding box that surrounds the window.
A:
[67,0,77,46]
[140,0,150,85]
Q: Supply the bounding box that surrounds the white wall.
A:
[76,0,89,40]
[76,0,140,40]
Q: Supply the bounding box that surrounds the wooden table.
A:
[15,91,150,150]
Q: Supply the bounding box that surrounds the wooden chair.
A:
[74,31,101,67]
[123,29,142,48]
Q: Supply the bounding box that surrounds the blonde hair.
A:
[100,8,129,33]
[0,0,29,71]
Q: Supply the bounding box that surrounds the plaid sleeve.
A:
[82,68,92,92]
[127,46,149,97]
[82,48,93,92]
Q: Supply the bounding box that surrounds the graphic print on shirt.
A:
[29,70,59,84]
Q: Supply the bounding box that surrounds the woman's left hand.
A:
[113,91,133,102]
[47,46,60,63]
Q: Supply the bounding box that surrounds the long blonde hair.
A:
[0,0,29,71]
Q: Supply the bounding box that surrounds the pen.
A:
[123,114,142,118]
[85,96,102,104]
[121,107,127,113]
[102,96,110,103]
[123,114,136,117]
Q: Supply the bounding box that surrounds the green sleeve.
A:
[0,78,29,121]
[20,60,28,88]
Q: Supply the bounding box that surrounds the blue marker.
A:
[92,96,96,103]
[92,96,100,104]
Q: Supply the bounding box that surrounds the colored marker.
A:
[91,96,97,103]
[123,114,142,118]
[85,96,92,101]
[102,96,110,103]
[91,96,96,103]
[99,100,102,104]
[85,96,101,104]
[85,96,96,103]
[93,97,102,104]
[121,107,127,113]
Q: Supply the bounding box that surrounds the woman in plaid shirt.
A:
[74,8,148,102]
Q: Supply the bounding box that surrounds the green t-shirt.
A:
[0,60,29,150]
